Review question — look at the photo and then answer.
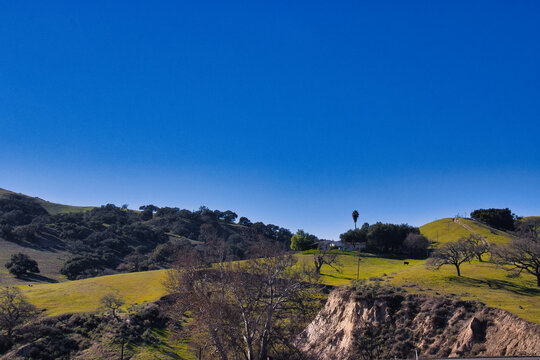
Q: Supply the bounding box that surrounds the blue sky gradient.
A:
[1,1,539,239]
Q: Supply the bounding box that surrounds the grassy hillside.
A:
[20,269,169,316]
[0,188,94,215]
[0,239,70,285]
[19,252,540,324]
[420,217,514,245]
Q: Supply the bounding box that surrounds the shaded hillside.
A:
[0,190,292,284]
[0,238,70,285]
[297,284,540,359]
[420,217,514,246]
[0,188,94,215]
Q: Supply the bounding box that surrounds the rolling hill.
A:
[0,188,94,215]
[0,189,537,325]
[419,217,515,245]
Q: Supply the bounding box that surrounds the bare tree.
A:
[492,238,540,287]
[165,245,320,360]
[465,234,489,262]
[426,238,474,276]
[0,287,38,339]
[313,247,343,275]
[99,293,125,321]
[515,217,540,241]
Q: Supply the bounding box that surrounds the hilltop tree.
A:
[238,217,252,226]
[470,208,516,231]
[352,210,359,229]
[220,210,238,223]
[492,238,540,287]
[139,204,158,221]
[426,238,474,276]
[5,253,40,277]
[290,230,317,251]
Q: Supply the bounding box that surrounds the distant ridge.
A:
[0,188,94,215]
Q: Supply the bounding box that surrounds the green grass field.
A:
[17,251,540,324]
[20,269,169,316]
[297,251,539,323]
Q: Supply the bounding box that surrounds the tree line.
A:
[0,194,293,280]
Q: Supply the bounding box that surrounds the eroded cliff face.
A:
[297,287,540,359]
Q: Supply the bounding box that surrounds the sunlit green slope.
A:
[420,217,514,245]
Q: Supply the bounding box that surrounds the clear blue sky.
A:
[1,1,539,239]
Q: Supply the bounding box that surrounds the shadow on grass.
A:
[447,276,540,296]
[322,273,353,281]
[19,273,59,283]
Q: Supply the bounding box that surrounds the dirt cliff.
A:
[297,284,540,359]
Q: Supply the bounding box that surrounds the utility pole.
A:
[356,248,362,280]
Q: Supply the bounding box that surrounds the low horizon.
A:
[0,185,534,240]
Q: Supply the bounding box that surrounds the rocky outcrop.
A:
[297,286,540,359]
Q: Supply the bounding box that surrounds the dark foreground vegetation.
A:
[0,245,326,360]
[0,286,167,359]
[165,243,325,360]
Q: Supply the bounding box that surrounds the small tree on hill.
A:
[5,253,39,277]
[426,239,474,276]
[313,247,343,275]
[100,293,125,321]
[0,287,39,339]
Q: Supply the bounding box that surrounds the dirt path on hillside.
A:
[453,218,489,245]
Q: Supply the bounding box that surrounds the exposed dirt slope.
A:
[297,286,540,359]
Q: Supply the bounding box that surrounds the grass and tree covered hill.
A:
[0,188,94,215]
[0,189,293,285]
[0,190,538,359]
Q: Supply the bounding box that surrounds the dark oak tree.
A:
[5,253,39,277]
